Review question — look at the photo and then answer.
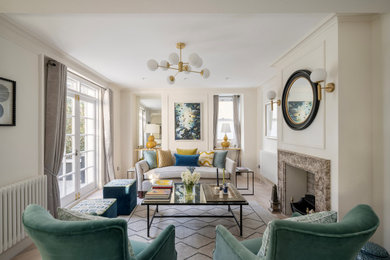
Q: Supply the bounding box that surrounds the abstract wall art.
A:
[174,103,201,140]
[0,77,16,126]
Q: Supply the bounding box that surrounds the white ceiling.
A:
[7,14,331,88]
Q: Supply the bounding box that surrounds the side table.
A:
[235,167,254,195]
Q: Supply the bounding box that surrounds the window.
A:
[59,72,99,206]
[138,107,146,147]
[216,95,240,147]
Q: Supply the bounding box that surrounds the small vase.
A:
[184,183,195,201]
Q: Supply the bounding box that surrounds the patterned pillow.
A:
[157,149,174,168]
[258,211,337,257]
[57,207,136,258]
[198,151,214,167]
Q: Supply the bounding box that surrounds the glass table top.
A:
[142,183,248,205]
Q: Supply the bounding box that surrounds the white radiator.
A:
[260,150,278,184]
[0,175,47,254]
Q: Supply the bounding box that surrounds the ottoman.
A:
[71,198,117,218]
[103,179,137,215]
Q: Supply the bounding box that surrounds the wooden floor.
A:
[13,174,284,260]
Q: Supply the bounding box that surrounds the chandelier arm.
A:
[175,71,180,77]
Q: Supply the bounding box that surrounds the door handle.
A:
[75,149,79,156]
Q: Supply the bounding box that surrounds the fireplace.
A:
[278,149,330,215]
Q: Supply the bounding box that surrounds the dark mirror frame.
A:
[281,69,320,130]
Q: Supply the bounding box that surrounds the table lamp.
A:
[221,123,231,148]
[145,124,160,148]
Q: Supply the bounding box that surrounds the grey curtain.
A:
[102,88,115,183]
[233,95,241,166]
[44,57,67,217]
[213,95,219,148]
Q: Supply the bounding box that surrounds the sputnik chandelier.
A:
[146,42,210,84]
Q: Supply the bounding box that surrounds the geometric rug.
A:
[125,202,276,260]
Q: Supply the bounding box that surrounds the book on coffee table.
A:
[145,188,171,199]
[152,179,173,189]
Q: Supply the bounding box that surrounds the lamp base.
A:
[221,134,230,148]
[146,135,156,148]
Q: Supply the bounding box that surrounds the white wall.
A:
[121,87,259,174]
[0,35,40,187]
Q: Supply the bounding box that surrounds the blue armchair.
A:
[23,204,177,260]
[213,204,379,260]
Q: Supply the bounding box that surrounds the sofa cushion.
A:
[199,151,214,167]
[258,210,338,257]
[157,149,174,168]
[144,150,157,169]
[177,148,198,155]
[213,150,228,168]
[174,153,199,167]
[144,166,230,180]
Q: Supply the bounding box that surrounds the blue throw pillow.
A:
[143,150,157,169]
[213,150,228,168]
[174,153,199,167]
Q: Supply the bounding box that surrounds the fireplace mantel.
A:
[278,149,331,214]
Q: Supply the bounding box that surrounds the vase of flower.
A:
[181,170,200,201]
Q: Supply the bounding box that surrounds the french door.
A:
[58,73,99,206]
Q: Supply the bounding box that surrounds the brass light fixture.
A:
[310,68,335,101]
[146,42,210,84]
[267,90,281,111]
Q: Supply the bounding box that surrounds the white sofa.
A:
[135,156,237,196]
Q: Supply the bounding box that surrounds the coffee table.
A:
[141,183,249,237]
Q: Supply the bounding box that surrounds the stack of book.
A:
[144,188,171,203]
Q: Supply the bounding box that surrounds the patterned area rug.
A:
[125,203,275,260]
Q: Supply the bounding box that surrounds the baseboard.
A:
[0,238,33,260]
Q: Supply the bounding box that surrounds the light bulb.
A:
[267,90,276,100]
[310,68,327,83]
[168,53,179,65]
[189,53,203,68]
[201,68,210,79]
[160,60,169,71]
[146,59,158,71]
[184,65,192,74]
[167,75,175,84]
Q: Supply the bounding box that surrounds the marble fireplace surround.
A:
[278,149,331,215]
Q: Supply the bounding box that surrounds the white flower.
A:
[181,170,200,185]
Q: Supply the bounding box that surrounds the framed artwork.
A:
[265,103,277,139]
[0,77,16,126]
[174,103,201,140]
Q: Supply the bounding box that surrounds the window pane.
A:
[80,118,95,135]
[65,154,73,173]
[67,78,78,91]
[80,136,85,152]
[66,118,73,135]
[80,100,95,118]
[58,177,64,197]
[80,83,97,98]
[80,151,95,170]
[65,135,73,154]
[64,174,75,195]
[85,135,95,151]
[66,97,74,116]
[86,167,95,185]
[80,169,86,187]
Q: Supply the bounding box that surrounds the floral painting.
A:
[287,101,313,124]
[175,103,201,140]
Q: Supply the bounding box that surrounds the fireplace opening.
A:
[285,164,315,215]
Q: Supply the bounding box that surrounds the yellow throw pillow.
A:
[157,150,174,168]
[198,151,214,167]
[176,148,198,155]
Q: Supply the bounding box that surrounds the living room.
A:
[0,1,390,260]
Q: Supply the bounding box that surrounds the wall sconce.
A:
[310,68,335,101]
[267,90,281,111]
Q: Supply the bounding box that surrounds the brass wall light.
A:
[310,68,335,101]
[267,90,281,111]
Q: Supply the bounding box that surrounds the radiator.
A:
[260,150,278,184]
[0,175,47,254]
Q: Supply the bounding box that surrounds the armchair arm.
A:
[213,225,261,260]
[136,225,177,260]
[135,160,149,192]
[225,157,237,185]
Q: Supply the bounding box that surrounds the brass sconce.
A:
[267,90,281,111]
[310,68,335,101]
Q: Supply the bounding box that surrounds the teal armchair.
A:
[23,204,177,260]
[213,204,379,260]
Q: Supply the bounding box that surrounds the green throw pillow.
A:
[57,208,136,258]
[258,210,337,257]
[144,150,157,169]
[213,150,228,169]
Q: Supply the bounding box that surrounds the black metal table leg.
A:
[228,205,231,212]
[156,205,159,213]
[240,205,243,236]
[147,204,150,237]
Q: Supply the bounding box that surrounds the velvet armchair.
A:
[23,204,177,260]
[213,204,379,260]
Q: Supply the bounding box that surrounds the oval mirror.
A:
[281,70,320,130]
